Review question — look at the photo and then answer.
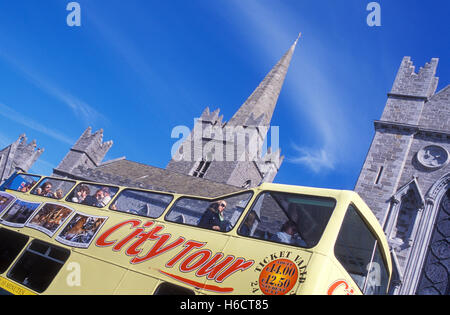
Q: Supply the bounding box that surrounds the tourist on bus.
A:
[72,185,90,203]
[54,189,64,199]
[36,182,54,197]
[240,210,257,236]
[271,220,306,247]
[19,181,35,192]
[83,189,105,207]
[198,200,230,231]
[99,187,112,207]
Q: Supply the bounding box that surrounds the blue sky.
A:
[0,0,448,190]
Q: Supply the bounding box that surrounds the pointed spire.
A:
[293,32,302,47]
[227,34,300,128]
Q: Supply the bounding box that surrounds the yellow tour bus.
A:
[0,172,391,295]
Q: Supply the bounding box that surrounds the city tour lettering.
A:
[95,219,254,285]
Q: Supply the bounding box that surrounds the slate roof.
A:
[64,158,244,198]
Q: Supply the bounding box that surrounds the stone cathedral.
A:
[354,57,449,295]
[0,39,448,294]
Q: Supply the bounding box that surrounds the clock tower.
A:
[355,57,450,295]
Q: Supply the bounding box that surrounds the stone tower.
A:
[0,134,44,183]
[355,57,450,295]
[53,127,113,178]
[166,35,300,188]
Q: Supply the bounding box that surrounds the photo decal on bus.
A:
[0,198,42,228]
[27,203,75,237]
[56,212,107,248]
[0,192,16,216]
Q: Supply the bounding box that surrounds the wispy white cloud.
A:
[283,63,348,173]
[0,102,74,145]
[0,50,106,125]
[289,144,335,173]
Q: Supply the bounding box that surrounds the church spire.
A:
[227,33,300,128]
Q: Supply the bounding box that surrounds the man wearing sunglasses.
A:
[198,200,229,231]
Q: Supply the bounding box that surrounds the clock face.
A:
[417,145,449,169]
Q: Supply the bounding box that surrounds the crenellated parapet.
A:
[389,57,439,100]
[0,134,44,183]
[255,147,284,184]
[13,135,44,173]
[53,127,113,177]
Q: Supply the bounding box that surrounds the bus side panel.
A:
[325,257,362,295]
[44,252,127,295]
[295,254,331,295]
[295,253,361,295]
[113,270,161,295]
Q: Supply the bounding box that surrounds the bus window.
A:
[66,183,119,208]
[7,240,70,293]
[109,189,173,218]
[3,174,40,193]
[30,178,76,200]
[0,228,29,273]
[334,204,389,295]
[238,192,335,248]
[365,242,390,295]
[165,192,253,232]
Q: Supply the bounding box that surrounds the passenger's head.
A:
[101,187,110,196]
[94,189,104,200]
[281,221,297,236]
[245,211,257,226]
[55,189,63,199]
[78,185,90,198]
[212,200,227,214]
[42,182,52,191]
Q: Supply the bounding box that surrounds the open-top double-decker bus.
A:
[0,172,391,295]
